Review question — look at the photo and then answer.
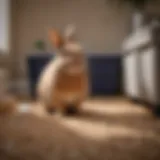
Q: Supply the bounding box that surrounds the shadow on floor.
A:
[75,109,159,132]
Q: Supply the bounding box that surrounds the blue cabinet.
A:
[88,55,122,96]
[27,54,53,97]
[27,54,122,98]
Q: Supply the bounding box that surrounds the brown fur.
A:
[54,70,88,104]
[49,30,64,48]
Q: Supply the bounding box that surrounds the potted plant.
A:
[33,40,46,53]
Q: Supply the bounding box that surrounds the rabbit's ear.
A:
[49,29,64,49]
[64,24,76,41]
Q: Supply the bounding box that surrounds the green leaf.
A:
[34,40,46,51]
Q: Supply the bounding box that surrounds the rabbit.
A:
[37,25,89,115]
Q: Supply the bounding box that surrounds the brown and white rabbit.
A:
[37,25,89,115]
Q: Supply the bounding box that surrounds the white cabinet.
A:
[123,51,140,99]
[123,21,160,115]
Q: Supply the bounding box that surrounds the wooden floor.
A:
[0,97,160,160]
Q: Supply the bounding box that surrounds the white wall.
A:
[12,0,131,78]
[12,0,131,53]
[0,0,10,54]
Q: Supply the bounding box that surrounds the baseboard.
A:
[128,97,142,104]
[127,96,160,117]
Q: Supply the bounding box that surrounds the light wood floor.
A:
[0,97,160,160]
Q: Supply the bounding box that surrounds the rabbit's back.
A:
[37,56,69,105]
[37,60,58,104]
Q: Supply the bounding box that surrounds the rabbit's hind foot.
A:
[63,104,79,116]
[46,106,56,115]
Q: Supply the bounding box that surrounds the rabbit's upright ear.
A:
[64,24,76,41]
[49,29,64,49]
